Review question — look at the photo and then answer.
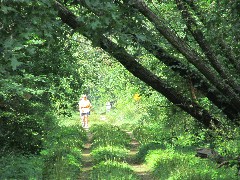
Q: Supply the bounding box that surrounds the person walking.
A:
[78,94,92,128]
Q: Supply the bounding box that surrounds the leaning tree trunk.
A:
[64,0,240,121]
[175,0,239,94]
[54,1,220,127]
[129,0,240,110]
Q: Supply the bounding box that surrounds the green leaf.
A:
[90,21,101,30]
[11,58,23,70]
[1,6,17,14]
[136,34,147,41]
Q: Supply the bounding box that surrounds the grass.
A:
[91,145,129,164]
[145,149,238,180]
[91,160,138,180]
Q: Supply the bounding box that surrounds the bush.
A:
[91,160,138,180]
[91,145,129,164]
[41,125,86,179]
[41,147,82,180]
[145,149,237,180]
[0,154,43,179]
[135,141,165,163]
[132,124,171,145]
[90,124,131,148]
[0,108,57,154]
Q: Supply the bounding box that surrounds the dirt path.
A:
[78,129,93,180]
[126,131,154,180]
[78,129,153,180]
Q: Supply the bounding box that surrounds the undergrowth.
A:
[90,123,131,149]
[91,145,129,164]
[91,160,138,180]
[145,149,237,180]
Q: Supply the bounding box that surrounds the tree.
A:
[54,0,239,127]
[0,0,83,153]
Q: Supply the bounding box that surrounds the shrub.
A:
[91,160,138,180]
[135,141,165,163]
[145,149,237,180]
[41,125,86,179]
[91,145,129,164]
[0,108,57,154]
[0,154,43,179]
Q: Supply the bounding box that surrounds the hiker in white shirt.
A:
[79,94,91,128]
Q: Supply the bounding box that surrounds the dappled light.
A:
[1,0,240,179]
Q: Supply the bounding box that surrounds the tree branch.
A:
[175,0,240,94]
[183,0,240,73]
[54,0,221,127]
[129,0,240,109]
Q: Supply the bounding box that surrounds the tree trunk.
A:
[54,1,220,127]
[130,0,240,109]
[134,38,239,121]
[175,0,240,94]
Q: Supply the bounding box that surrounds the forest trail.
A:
[78,128,153,180]
[125,131,154,180]
[78,129,93,180]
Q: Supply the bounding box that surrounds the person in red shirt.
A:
[79,95,92,128]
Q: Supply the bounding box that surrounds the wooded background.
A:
[0,0,240,179]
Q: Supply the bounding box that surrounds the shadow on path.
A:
[126,131,155,180]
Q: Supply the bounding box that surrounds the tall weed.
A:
[91,145,129,164]
[145,149,237,180]
[90,124,131,148]
[91,160,137,180]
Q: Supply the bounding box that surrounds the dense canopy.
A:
[0,0,240,178]
[54,0,240,127]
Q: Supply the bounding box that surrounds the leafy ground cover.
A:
[88,123,137,178]
[90,123,131,149]
[145,149,237,180]
[91,145,129,164]
[82,114,240,180]
[91,160,138,180]
[1,113,239,180]
[0,115,87,180]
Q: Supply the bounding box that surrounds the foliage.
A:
[0,0,83,154]
[91,145,129,164]
[1,0,240,179]
[57,0,240,128]
[90,123,131,148]
[42,146,82,180]
[91,160,137,180]
[135,141,165,163]
[212,126,240,158]
[132,111,207,148]
[40,124,86,179]
[43,125,87,149]
[0,101,57,153]
[145,149,237,180]
[0,154,43,180]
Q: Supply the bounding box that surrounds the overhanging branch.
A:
[54,0,221,127]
